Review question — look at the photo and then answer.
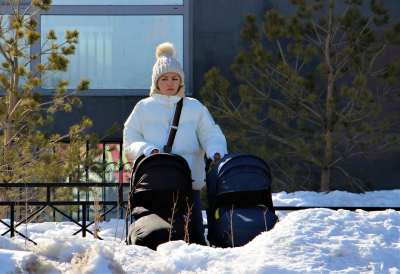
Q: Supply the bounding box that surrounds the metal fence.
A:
[0,182,130,245]
[2,141,399,245]
[1,182,399,246]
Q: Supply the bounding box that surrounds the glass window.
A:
[51,0,183,5]
[41,15,183,90]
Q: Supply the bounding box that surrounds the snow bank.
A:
[273,190,400,207]
[0,237,60,274]
[0,190,399,273]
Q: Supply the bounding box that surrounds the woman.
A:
[123,42,227,244]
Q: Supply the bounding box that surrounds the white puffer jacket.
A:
[123,94,227,190]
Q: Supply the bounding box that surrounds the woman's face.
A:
[157,72,181,96]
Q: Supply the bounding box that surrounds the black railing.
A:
[1,183,399,245]
[0,182,130,245]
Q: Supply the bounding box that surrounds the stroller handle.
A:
[205,158,213,173]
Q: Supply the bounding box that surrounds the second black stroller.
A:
[206,153,278,248]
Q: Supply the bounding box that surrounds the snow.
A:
[273,190,400,208]
[1,190,399,274]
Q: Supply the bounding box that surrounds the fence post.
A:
[82,204,86,237]
[119,185,123,219]
[47,186,51,202]
[10,204,14,238]
[77,189,80,222]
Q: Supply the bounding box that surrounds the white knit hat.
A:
[150,42,185,97]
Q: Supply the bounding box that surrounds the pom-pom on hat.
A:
[150,42,185,97]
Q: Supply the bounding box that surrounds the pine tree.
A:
[0,0,118,217]
[201,0,400,192]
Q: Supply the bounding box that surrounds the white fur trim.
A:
[156,42,176,59]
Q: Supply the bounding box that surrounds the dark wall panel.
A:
[192,0,400,191]
[193,0,273,96]
[44,96,143,139]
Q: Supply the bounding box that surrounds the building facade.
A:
[3,0,399,190]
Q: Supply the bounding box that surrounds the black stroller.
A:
[206,153,278,248]
[127,153,205,250]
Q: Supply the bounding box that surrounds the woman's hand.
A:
[213,153,221,162]
[150,149,160,155]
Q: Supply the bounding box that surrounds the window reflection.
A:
[99,143,132,183]
[41,15,183,90]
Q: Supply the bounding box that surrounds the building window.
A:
[41,15,183,90]
[2,0,191,96]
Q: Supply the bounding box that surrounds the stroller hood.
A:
[132,153,192,193]
[207,153,271,198]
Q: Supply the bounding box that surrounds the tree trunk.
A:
[320,0,334,192]
[0,44,19,210]
[320,167,331,192]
